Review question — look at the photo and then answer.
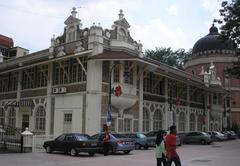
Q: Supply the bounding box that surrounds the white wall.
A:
[54,94,83,136]
[85,60,102,135]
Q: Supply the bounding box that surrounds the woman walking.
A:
[155,130,167,166]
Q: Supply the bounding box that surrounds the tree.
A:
[145,47,191,70]
[215,0,240,77]
[215,0,240,47]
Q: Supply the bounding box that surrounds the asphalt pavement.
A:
[0,139,240,166]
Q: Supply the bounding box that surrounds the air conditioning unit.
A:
[59,87,67,93]
[52,88,59,94]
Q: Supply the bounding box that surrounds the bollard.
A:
[21,128,33,153]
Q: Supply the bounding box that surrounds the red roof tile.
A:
[0,34,14,48]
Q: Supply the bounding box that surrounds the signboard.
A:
[1,99,34,109]
[223,117,227,129]
[106,105,112,126]
[168,111,173,128]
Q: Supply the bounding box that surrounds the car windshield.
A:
[112,134,126,138]
[138,133,146,138]
[75,135,89,141]
[202,132,209,136]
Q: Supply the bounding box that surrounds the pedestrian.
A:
[165,125,181,166]
[155,130,167,166]
[102,124,110,156]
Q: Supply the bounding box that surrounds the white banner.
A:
[168,111,173,128]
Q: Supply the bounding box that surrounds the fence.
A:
[32,135,55,152]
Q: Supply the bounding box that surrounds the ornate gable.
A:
[64,15,80,25]
[114,18,130,29]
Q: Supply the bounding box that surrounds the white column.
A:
[150,112,154,131]
[186,84,190,132]
[138,68,143,132]
[165,78,169,130]
[16,70,22,128]
[45,62,53,135]
[85,60,102,135]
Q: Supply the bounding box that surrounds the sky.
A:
[0,0,225,53]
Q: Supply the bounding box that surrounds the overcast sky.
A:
[0,0,224,53]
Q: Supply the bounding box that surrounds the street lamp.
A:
[107,62,129,126]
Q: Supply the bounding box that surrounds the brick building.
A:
[185,24,239,129]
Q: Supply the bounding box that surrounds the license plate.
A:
[91,143,97,146]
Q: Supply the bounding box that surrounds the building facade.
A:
[0,9,227,136]
[185,24,239,130]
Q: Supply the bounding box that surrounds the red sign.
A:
[114,85,122,97]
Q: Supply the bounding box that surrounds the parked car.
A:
[123,133,149,150]
[43,133,103,156]
[91,133,135,154]
[208,131,226,141]
[183,132,212,145]
[145,130,182,147]
[220,131,237,140]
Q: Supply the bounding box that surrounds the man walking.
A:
[165,125,181,166]
[102,124,110,156]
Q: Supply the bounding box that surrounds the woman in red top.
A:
[165,125,181,166]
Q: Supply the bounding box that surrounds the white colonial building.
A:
[0,8,227,137]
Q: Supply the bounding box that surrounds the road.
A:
[0,139,240,166]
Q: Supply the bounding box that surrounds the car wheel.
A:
[88,152,95,156]
[46,146,52,153]
[135,143,141,150]
[123,150,130,154]
[70,148,78,156]
[200,140,206,145]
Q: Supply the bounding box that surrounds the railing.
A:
[32,135,55,152]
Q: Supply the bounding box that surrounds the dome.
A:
[192,24,235,55]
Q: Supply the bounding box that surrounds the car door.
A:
[189,132,201,143]
[54,134,66,151]
[62,134,75,152]
[186,132,197,143]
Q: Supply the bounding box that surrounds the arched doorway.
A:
[189,113,196,131]
[143,107,150,132]
[178,112,185,132]
[153,109,163,130]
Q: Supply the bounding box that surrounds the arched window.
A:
[189,114,195,131]
[142,108,150,132]
[210,123,214,131]
[118,28,126,41]
[67,26,76,42]
[178,112,185,132]
[197,116,203,131]
[35,106,46,130]
[0,108,5,125]
[214,123,218,131]
[153,109,163,130]
[8,108,16,127]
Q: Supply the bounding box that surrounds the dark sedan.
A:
[43,133,103,156]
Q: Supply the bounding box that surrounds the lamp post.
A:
[107,62,121,126]
[107,62,129,126]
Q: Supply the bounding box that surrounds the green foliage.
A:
[215,0,240,77]
[144,47,191,70]
[215,0,240,47]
